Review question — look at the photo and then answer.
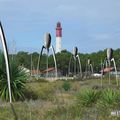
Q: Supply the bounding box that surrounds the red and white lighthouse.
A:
[56,22,62,53]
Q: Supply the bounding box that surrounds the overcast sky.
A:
[0,0,120,53]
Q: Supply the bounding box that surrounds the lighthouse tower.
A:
[56,22,62,53]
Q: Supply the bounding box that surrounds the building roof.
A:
[42,67,55,73]
[100,67,114,73]
[31,70,41,75]
[31,67,59,75]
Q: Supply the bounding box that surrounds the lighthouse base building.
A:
[56,37,61,53]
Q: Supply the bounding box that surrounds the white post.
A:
[0,22,12,103]
[51,46,57,78]
[111,58,118,86]
[76,55,82,78]
[37,46,44,79]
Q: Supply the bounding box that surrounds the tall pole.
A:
[74,58,76,75]
[111,58,118,86]
[108,60,111,86]
[101,59,103,87]
[68,55,72,76]
[31,54,32,77]
[37,46,44,79]
[0,22,12,103]
[77,55,82,78]
[51,46,58,78]
[46,49,48,78]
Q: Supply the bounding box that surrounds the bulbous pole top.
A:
[44,33,51,49]
[88,59,91,65]
[73,47,78,57]
[107,48,113,61]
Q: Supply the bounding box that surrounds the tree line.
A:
[11,48,120,76]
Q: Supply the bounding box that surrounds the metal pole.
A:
[68,55,72,76]
[46,49,48,78]
[77,55,82,78]
[101,60,103,87]
[51,46,58,78]
[0,22,12,103]
[37,46,44,79]
[31,54,32,76]
[74,57,76,76]
[111,58,118,86]
[108,60,111,86]
[90,64,93,78]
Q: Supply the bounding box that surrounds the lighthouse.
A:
[56,22,62,53]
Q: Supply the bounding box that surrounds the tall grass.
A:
[0,80,119,119]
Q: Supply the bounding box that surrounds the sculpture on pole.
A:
[85,58,94,78]
[37,33,57,78]
[68,47,82,78]
[101,48,118,86]
[0,22,12,103]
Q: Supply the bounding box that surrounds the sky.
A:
[0,0,120,53]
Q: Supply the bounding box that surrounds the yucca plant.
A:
[100,88,120,107]
[76,89,100,107]
[62,81,71,91]
[0,52,28,101]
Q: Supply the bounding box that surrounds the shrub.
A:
[76,89,100,107]
[0,53,28,101]
[62,81,71,91]
[100,88,120,107]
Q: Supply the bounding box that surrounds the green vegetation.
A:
[62,81,71,91]
[11,48,120,74]
[76,88,100,107]
[1,48,120,119]
[0,53,28,101]
[0,79,119,119]
[25,81,57,101]
[100,88,120,108]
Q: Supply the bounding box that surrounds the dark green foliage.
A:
[100,88,120,107]
[10,48,120,75]
[62,81,71,91]
[56,50,71,75]
[15,51,31,69]
[76,89,100,107]
[0,53,28,101]
[76,88,120,108]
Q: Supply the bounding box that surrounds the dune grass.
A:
[0,78,120,120]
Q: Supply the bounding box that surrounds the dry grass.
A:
[0,78,120,120]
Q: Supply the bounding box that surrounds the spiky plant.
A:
[62,81,71,91]
[76,89,100,107]
[0,52,28,101]
[100,88,120,107]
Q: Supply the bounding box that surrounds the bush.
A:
[0,53,28,101]
[100,88,120,107]
[76,89,100,107]
[62,81,71,91]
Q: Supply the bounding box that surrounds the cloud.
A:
[0,0,15,1]
[57,4,77,11]
[1,0,120,53]
[90,33,111,41]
